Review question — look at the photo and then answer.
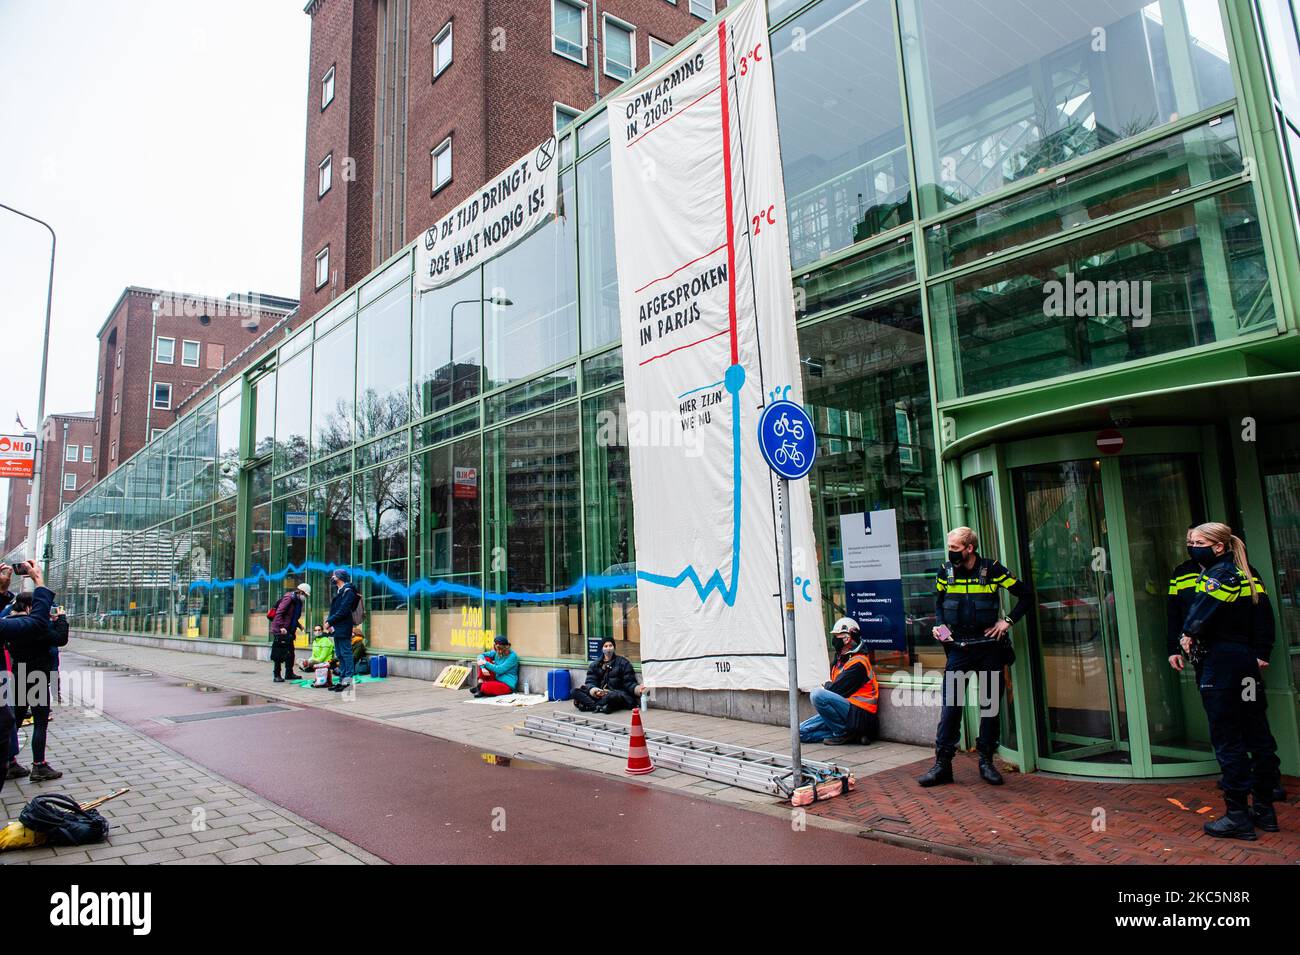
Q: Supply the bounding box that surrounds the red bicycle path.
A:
[75,652,952,865]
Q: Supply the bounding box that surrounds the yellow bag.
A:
[0,820,46,851]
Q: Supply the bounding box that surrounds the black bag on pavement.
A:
[19,793,112,846]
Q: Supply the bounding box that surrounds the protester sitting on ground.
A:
[572,639,638,714]
[0,561,56,793]
[5,593,68,782]
[269,582,309,683]
[799,617,880,746]
[351,627,369,673]
[470,635,519,697]
[299,626,338,685]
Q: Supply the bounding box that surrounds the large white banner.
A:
[415,137,559,292]
[609,0,827,690]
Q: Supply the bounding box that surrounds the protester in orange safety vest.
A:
[798,617,879,746]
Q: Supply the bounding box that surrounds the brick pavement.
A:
[1,696,383,866]
[808,752,1300,864]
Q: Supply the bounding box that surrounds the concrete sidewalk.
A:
[1,695,382,866]
[64,635,929,812]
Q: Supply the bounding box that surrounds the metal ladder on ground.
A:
[514,711,851,798]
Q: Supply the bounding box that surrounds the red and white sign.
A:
[0,434,36,478]
[453,466,478,500]
[1096,428,1125,455]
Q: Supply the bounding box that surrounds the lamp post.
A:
[1,202,56,562]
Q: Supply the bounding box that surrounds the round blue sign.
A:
[757,400,816,480]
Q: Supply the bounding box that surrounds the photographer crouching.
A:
[0,560,60,789]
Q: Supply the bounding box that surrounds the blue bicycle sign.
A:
[757,400,816,480]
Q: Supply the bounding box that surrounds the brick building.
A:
[93,287,298,481]
[299,0,720,317]
[1,411,94,556]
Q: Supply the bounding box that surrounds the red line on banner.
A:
[633,243,727,294]
[718,20,738,367]
[625,83,722,148]
[637,328,729,367]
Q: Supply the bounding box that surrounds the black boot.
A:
[1251,800,1279,833]
[917,752,954,787]
[977,746,1004,785]
[1204,795,1257,841]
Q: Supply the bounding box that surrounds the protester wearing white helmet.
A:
[798,616,880,746]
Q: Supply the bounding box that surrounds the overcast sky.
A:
[0,0,308,522]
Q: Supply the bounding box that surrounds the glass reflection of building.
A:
[32,0,1300,778]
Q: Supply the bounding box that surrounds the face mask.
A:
[602,647,614,658]
[948,549,966,564]
[1187,545,1216,564]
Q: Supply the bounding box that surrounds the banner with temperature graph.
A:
[608,0,827,691]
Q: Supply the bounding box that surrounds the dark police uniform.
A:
[1180,559,1281,816]
[933,555,1032,759]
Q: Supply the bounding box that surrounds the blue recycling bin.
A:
[377,655,388,678]
[368,656,379,678]
[547,668,571,702]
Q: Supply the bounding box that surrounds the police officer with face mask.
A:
[1172,522,1282,840]
[918,527,1031,787]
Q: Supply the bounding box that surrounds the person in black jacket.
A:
[324,569,361,692]
[6,592,68,781]
[0,561,56,793]
[1173,523,1281,841]
[572,639,639,713]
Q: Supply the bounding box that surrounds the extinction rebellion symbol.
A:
[424,227,437,252]
[535,136,557,172]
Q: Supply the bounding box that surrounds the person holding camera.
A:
[5,591,67,781]
[0,561,57,792]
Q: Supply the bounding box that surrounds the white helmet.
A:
[830,617,860,636]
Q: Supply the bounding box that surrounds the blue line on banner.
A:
[192,364,749,608]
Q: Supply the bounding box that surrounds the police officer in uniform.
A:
[918,527,1031,787]
[1172,522,1281,840]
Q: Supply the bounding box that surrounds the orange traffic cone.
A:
[625,707,655,775]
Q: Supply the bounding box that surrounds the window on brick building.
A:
[152,428,166,441]
[116,348,122,368]
[315,246,330,290]
[431,137,452,194]
[319,153,332,197]
[322,65,335,109]
[554,102,582,132]
[602,15,635,81]
[153,382,172,410]
[649,36,672,64]
[182,340,200,367]
[553,0,587,64]
[689,0,713,18]
[83,446,93,463]
[113,394,119,414]
[156,336,175,364]
[110,441,117,461]
[64,443,78,462]
[433,22,453,78]
[97,374,102,393]
[63,473,76,492]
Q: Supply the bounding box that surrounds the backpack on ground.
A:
[18,793,111,847]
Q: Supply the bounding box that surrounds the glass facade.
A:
[33,0,1294,721]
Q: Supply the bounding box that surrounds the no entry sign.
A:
[1096,428,1125,455]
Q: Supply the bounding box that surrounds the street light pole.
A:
[0,202,56,561]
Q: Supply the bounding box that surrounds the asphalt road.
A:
[74,651,949,865]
